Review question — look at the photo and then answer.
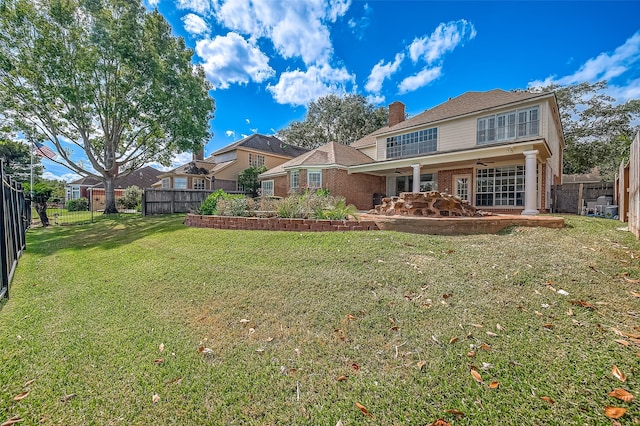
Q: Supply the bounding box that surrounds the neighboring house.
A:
[66,166,161,211]
[260,89,564,213]
[155,134,309,192]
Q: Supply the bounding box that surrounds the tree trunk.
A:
[34,201,49,226]
[103,177,119,214]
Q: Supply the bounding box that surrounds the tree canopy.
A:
[277,94,388,150]
[0,0,215,213]
[0,139,42,182]
[540,81,640,179]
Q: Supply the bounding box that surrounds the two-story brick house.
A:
[260,89,564,213]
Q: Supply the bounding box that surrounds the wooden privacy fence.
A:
[550,182,614,214]
[0,162,29,300]
[142,189,215,215]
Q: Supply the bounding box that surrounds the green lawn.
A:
[0,214,638,425]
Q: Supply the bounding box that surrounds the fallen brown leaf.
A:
[607,388,634,402]
[470,369,483,383]
[535,311,543,317]
[337,375,347,382]
[1,416,23,426]
[346,314,357,321]
[430,419,451,426]
[355,402,374,418]
[159,343,164,353]
[449,337,459,344]
[489,381,499,389]
[444,409,465,418]
[152,394,160,404]
[540,396,555,404]
[612,365,627,382]
[486,331,499,337]
[164,377,183,386]
[351,363,360,371]
[614,339,630,347]
[631,291,640,298]
[467,351,476,357]
[566,308,574,316]
[154,358,164,365]
[624,277,640,283]
[12,391,29,401]
[417,361,427,370]
[469,323,483,328]
[60,394,76,403]
[543,323,555,329]
[496,323,504,331]
[604,406,626,419]
[570,300,595,309]
[23,379,35,387]
[479,343,491,351]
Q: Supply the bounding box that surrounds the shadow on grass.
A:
[25,214,188,256]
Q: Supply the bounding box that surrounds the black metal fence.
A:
[0,162,29,300]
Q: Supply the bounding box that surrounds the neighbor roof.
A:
[157,160,215,177]
[209,133,309,158]
[92,166,162,189]
[260,142,375,178]
[352,89,553,148]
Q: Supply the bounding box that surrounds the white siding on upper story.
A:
[373,99,555,161]
[359,145,377,160]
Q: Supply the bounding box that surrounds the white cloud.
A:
[42,171,82,182]
[195,32,274,89]
[365,53,404,93]
[529,31,640,89]
[366,93,386,105]
[176,0,210,15]
[182,14,209,36]
[212,0,351,66]
[147,0,160,7]
[267,64,355,106]
[225,130,236,138]
[398,67,442,94]
[245,118,250,124]
[409,19,476,64]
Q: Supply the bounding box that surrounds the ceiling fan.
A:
[476,159,494,167]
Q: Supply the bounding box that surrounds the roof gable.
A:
[209,134,308,159]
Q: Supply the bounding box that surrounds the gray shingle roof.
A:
[209,134,308,158]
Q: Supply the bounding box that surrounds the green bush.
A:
[117,186,142,210]
[311,198,359,220]
[66,197,89,212]
[198,189,227,215]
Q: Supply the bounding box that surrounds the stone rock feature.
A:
[371,191,485,217]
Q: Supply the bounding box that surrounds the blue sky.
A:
[42,0,640,181]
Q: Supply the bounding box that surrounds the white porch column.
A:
[522,150,539,215]
[412,164,421,192]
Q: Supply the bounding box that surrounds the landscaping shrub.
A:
[117,186,142,211]
[66,197,89,212]
[311,198,359,220]
[216,195,253,217]
[198,189,227,215]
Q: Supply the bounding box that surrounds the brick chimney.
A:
[192,146,204,161]
[388,101,405,127]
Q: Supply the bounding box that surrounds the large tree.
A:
[0,139,42,182]
[278,94,388,149]
[0,0,214,213]
[540,81,640,179]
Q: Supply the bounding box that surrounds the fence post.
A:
[0,162,9,299]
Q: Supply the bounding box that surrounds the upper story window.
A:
[161,178,170,189]
[290,170,299,190]
[478,106,539,144]
[193,178,205,190]
[249,153,265,168]
[386,128,437,159]
[174,177,187,189]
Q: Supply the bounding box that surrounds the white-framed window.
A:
[261,180,274,196]
[475,165,525,207]
[193,178,205,190]
[290,170,299,191]
[249,153,265,168]
[386,128,437,159]
[161,178,170,189]
[71,186,80,199]
[307,170,322,189]
[174,177,187,189]
[478,106,539,144]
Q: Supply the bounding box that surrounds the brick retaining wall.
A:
[185,213,379,232]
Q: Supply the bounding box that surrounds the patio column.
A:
[412,164,421,192]
[522,150,539,215]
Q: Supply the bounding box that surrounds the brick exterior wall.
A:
[185,214,379,232]
[437,167,474,195]
[266,169,385,210]
[323,169,385,210]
